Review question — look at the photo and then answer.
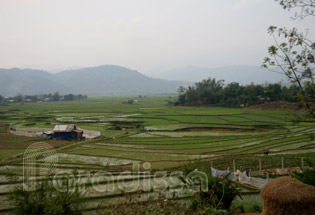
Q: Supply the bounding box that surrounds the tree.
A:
[76,94,83,100]
[64,94,74,101]
[263,0,315,117]
[276,0,315,19]
[13,94,23,103]
[265,83,283,101]
[176,79,300,107]
[177,86,187,104]
[52,92,60,102]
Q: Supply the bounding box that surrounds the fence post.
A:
[281,157,284,171]
[301,157,304,168]
[233,160,236,180]
[259,159,262,176]
[210,161,213,176]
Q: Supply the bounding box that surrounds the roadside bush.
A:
[183,174,241,213]
[292,169,315,186]
[231,201,262,214]
[198,175,241,211]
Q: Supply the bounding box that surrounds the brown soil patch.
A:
[247,101,301,110]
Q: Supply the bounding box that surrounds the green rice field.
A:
[0,95,314,213]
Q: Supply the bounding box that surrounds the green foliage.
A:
[263,1,315,117]
[292,169,315,186]
[96,181,235,215]
[8,177,84,215]
[196,207,228,215]
[235,203,263,214]
[182,160,204,175]
[276,0,315,19]
[304,158,314,167]
[263,26,315,117]
[176,78,299,107]
[97,195,193,215]
[198,175,241,211]
[232,196,263,214]
[180,175,241,214]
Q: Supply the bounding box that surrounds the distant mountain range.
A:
[151,65,287,85]
[0,65,288,97]
[0,65,186,97]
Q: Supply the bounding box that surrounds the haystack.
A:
[261,176,315,215]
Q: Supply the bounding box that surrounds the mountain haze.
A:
[54,65,185,96]
[0,68,68,96]
[0,65,289,97]
[152,66,286,85]
[0,65,186,97]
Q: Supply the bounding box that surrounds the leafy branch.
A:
[263,26,315,117]
[276,0,315,19]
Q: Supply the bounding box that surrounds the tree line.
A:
[175,78,303,107]
[0,92,88,104]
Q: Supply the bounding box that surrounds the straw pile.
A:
[261,176,315,215]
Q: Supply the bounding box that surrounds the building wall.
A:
[54,132,72,140]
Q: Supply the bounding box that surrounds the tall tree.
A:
[52,92,60,102]
[263,0,315,117]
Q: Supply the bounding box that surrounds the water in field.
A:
[56,153,135,166]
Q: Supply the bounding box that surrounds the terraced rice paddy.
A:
[0,96,314,213]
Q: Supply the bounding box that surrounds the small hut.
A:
[53,124,83,140]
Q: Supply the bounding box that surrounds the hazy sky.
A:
[0,0,314,74]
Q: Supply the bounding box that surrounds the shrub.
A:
[196,207,228,215]
[97,195,193,215]
[292,169,315,186]
[231,195,263,214]
[199,175,241,211]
